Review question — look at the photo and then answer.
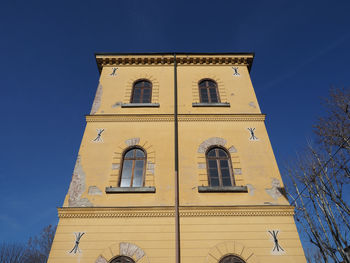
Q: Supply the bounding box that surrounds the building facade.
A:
[48,53,306,263]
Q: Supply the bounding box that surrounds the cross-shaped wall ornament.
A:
[247,128,258,140]
[110,67,118,76]
[93,129,104,143]
[232,67,240,76]
[69,232,85,254]
[268,230,284,252]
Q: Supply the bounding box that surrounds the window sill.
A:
[192,102,230,107]
[105,186,156,193]
[121,103,160,108]
[198,186,248,193]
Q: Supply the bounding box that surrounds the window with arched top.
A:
[219,255,246,263]
[110,256,135,263]
[131,79,152,103]
[199,79,220,103]
[206,147,234,187]
[120,148,146,187]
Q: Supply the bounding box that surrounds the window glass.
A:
[135,149,145,158]
[198,79,220,103]
[131,80,152,103]
[120,148,146,187]
[219,255,246,263]
[206,147,234,187]
[207,149,216,157]
[110,256,136,263]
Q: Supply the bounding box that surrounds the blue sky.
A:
[0,0,349,245]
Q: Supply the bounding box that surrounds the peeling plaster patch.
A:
[112,163,120,170]
[147,161,155,174]
[230,93,235,96]
[119,242,145,261]
[90,83,103,115]
[249,101,256,108]
[247,184,255,196]
[112,101,122,108]
[198,137,227,153]
[228,145,237,153]
[68,155,93,207]
[95,256,108,263]
[125,138,140,146]
[198,163,206,169]
[88,186,102,195]
[233,168,242,175]
[265,178,282,200]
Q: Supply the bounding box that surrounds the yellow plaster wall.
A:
[178,120,289,206]
[48,217,175,263]
[180,215,306,263]
[62,120,175,207]
[177,65,261,114]
[96,65,174,115]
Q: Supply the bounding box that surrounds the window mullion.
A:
[130,159,135,187]
[217,158,223,186]
[207,87,211,103]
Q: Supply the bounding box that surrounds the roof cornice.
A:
[95,53,254,73]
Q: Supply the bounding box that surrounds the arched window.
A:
[219,255,246,263]
[120,148,146,187]
[206,147,234,187]
[199,79,220,103]
[131,79,152,103]
[110,256,135,263]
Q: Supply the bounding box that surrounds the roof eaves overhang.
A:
[94,52,255,74]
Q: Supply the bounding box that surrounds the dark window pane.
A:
[143,81,151,88]
[208,160,217,169]
[210,178,219,186]
[209,88,218,102]
[124,150,134,158]
[134,88,141,95]
[207,149,216,157]
[221,168,230,178]
[208,80,216,87]
[220,160,228,168]
[200,88,209,102]
[143,88,151,95]
[222,177,232,186]
[199,81,206,88]
[218,149,227,157]
[135,150,144,158]
[134,81,143,88]
[142,92,151,103]
[209,168,218,177]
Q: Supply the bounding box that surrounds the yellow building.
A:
[48,53,306,263]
